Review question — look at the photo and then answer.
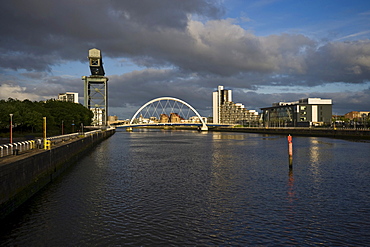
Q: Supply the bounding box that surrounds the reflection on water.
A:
[1,130,370,246]
[212,133,245,140]
[287,167,295,203]
[308,138,321,180]
[309,138,320,164]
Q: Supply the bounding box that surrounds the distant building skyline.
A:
[344,111,370,120]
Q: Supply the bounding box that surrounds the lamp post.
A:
[9,114,13,144]
[62,120,64,135]
[43,117,47,148]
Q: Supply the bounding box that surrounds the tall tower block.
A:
[82,48,109,126]
[212,85,232,124]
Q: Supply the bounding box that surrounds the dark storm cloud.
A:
[305,41,370,84]
[109,69,212,110]
[2,0,370,86]
[0,0,223,71]
[1,0,370,117]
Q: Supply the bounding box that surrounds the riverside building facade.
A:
[261,98,332,127]
[344,111,370,120]
[212,85,259,125]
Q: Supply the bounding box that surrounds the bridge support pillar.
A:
[200,124,208,131]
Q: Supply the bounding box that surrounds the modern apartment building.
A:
[261,98,332,127]
[58,92,79,103]
[219,102,259,125]
[212,85,232,124]
[212,85,259,125]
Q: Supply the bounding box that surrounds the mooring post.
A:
[288,134,293,166]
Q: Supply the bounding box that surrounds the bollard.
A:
[44,140,51,150]
[288,134,293,166]
[30,140,35,149]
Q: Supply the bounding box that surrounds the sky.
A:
[1,0,370,119]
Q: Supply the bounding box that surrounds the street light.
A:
[9,114,13,144]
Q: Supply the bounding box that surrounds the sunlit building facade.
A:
[261,98,332,127]
[212,85,232,124]
[344,111,370,120]
[213,85,259,125]
[58,92,79,103]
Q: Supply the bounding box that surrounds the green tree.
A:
[0,98,93,136]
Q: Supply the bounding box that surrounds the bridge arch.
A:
[129,97,208,130]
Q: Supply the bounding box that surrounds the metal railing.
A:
[0,129,108,158]
[0,140,36,157]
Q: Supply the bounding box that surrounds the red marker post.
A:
[287,134,293,166]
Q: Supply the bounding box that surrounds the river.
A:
[1,129,370,246]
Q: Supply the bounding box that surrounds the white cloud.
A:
[0,84,40,101]
[336,30,370,41]
[1,0,370,116]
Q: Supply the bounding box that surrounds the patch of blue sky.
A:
[50,57,144,78]
[225,0,370,41]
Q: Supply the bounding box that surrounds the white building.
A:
[212,85,259,125]
[58,92,79,103]
[91,108,104,126]
[261,98,333,127]
[212,85,232,124]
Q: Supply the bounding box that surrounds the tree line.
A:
[0,98,93,136]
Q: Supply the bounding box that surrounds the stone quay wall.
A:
[0,128,115,219]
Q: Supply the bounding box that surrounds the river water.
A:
[1,130,370,246]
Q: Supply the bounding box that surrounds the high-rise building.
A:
[212,86,232,124]
[58,92,79,103]
[212,85,259,125]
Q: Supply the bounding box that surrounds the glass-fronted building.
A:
[261,98,332,127]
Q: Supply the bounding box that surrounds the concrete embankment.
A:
[213,127,370,139]
[0,128,115,219]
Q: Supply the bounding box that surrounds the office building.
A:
[261,98,332,127]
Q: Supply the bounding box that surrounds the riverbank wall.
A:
[213,127,370,139]
[0,128,115,219]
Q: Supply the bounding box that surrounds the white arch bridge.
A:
[116,97,209,131]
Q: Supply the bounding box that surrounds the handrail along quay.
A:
[0,129,113,158]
